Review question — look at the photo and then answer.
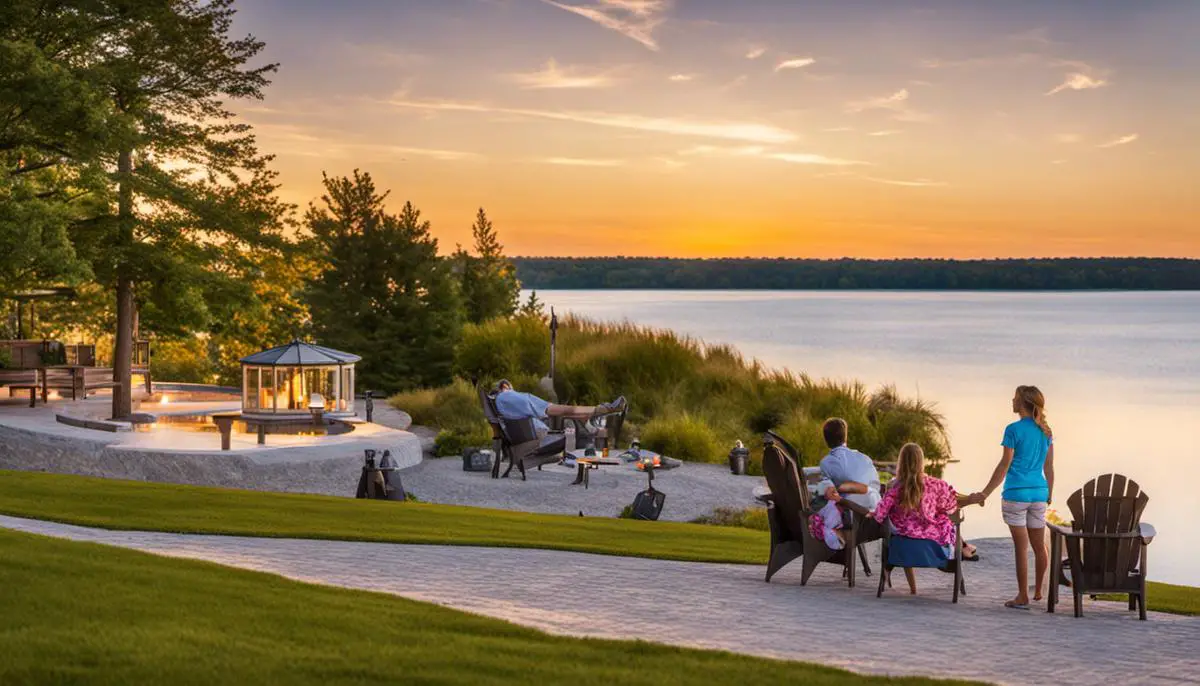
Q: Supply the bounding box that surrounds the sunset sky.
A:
[229,0,1200,258]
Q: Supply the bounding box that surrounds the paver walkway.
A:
[2,515,1196,685]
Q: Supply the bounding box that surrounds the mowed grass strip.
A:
[0,529,975,686]
[0,470,767,564]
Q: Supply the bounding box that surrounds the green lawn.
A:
[0,528,973,685]
[0,470,1196,617]
[0,470,766,564]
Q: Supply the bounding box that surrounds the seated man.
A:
[817,417,882,511]
[492,379,625,439]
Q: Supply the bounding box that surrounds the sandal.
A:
[1004,600,1031,610]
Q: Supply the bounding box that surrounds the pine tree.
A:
[2,0,291,418]
[456,207,520,324]
[518,290,545,318]
[304,170,462,392]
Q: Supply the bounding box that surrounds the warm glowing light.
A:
[159,394,171,405]
[46,391,61,401]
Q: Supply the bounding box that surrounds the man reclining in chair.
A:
[493,379,626,440]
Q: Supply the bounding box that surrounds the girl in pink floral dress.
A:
[869,443,979,594]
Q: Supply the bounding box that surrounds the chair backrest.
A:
[1066,473,1149,586]
[764,430,812,511]
[762,436,810,541]
[478,387,506,442]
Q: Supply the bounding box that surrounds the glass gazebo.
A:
[239,340,361,417]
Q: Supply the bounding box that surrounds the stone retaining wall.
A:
[0,422,369,497]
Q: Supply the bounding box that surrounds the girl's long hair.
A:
[1015,385,1052,438]
[897,442,926,512]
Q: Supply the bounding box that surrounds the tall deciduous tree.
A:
[304,170,462,393]
[454,207,520,324]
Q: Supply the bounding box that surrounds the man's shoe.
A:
[593,395,627,416]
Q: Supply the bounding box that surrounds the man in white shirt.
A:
[817,417,882,511]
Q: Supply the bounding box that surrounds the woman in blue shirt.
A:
[972,385,1055,610]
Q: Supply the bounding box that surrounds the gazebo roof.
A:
[239,339,361,366]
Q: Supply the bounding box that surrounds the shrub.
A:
[432,427,491,458]
[639,415,723,463]
[691,506,770,532]
[0,347,11,369]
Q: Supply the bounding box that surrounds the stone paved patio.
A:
[2,515,1196,685]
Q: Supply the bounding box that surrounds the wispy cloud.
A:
[539,0,669,51]
[868,130,901,137]
[775,57,815,72]
[379,145,484,161]
[509,59,616,89]
[389,97,798,144]
[864,177,948,187]
[822,126,854,132]
[1055,133,1082,144]
[1047,71,1107,95]
[668,73,695,82]
[1097,133,1138,148]
[770,152,869,166]
[678,144,868,167]
[541,157,625,167]
[745,45,767,60]
[1008,26,1054,46]
[845,88,931,123]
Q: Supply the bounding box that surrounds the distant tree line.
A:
[511,257,1200,290]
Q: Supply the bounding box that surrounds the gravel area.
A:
[4,515,1195,685]
[400,452,765,521]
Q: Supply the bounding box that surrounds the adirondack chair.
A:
[478,386,566,481]
[1048,474,1155,620]
[761,431,878,587]
[875,487,967,603]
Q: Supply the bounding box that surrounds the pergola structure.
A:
[239,340,360,417]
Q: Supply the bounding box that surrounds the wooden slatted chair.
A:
[478,386,565,481]
[761,431,878,587]
[1048,473,1155,620]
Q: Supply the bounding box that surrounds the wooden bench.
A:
[1,369,41,407]
[79,367,120,398]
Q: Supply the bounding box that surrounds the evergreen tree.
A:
[1,0,291,418]
[455,207,520,324]
[518,290,545,318]
[304,170,461,392]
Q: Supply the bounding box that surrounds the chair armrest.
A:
[1049,527,1147,541]
[755,493,775,505]
[841,500,872,518]
[1047,523,1076,538]
[1139,523,1156,544]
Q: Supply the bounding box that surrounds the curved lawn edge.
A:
[0,469,767,565]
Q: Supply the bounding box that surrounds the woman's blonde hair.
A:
[1015,385,1052,438]
[897,442,926,512]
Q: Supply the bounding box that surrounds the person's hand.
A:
[969,492,986,506]
[824,486,842,502]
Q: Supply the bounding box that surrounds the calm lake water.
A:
[531,290,1200,586]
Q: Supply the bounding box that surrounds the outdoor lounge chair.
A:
[876,498,966,603]
[478,386,566,481]
[761,430,878,587]
[1048,473,1155,620]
